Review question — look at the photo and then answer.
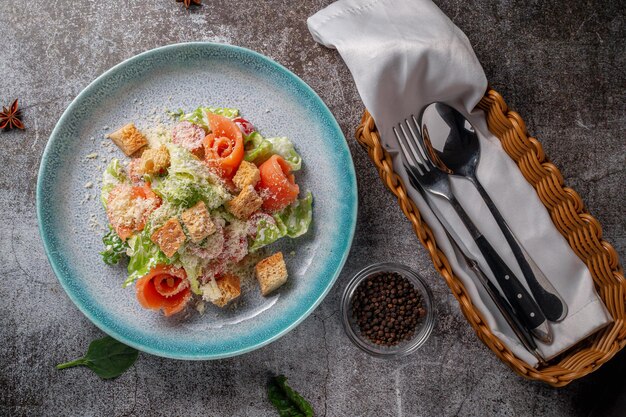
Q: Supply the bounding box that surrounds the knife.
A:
[403,169,548,361]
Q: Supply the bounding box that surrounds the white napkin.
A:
[308,0,612,365]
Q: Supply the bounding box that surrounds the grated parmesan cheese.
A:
[107,185,159,229]
[200,277,223,302]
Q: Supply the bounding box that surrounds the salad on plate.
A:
[99,106,313,316]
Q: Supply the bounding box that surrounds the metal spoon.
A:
[418,102,567,322]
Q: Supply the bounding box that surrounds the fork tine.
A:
[401,121,430,173]
[410,115,434,168]
[394,126,424,176]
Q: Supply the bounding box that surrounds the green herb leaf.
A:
[56,336,138,380]
[268,375,314,417]
[100,228,129,265]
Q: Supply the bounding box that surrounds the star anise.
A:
[0,99,24,130]
[176,0,201,9]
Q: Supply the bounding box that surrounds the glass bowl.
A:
[341,262,435,358]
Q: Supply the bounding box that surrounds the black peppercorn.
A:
[351,272,425,347]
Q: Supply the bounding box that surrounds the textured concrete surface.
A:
[1,0,624,416]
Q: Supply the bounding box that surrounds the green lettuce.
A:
[243,134,302,170]
[144,201,180,235]
[275,191,313,238]
[249,218,287,252]
[267,137,302,171]
[250,192,313,251]
[100,159,127,207]
[178,106,239,129]
[178,249,203,295]
[100,228,129,265]
[244,132,273,164]
[124,230,172,287]
[152,144,230,209]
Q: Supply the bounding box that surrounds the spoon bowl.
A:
[420,103,479,177]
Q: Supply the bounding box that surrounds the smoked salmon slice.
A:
[258,155,299,211]
[203,112,244,178]
[136,265,191,316]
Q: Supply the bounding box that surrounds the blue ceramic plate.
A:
[37,43,357,359]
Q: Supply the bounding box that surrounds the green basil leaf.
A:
[268,375,314,417]
[56,336,138,380]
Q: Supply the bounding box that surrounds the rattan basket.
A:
[355,89,625,387]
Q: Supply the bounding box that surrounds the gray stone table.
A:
[1,1,624,416]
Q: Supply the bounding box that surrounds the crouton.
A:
[107,123,148,156]
[150,217,186,258]
[137,145,170,175]
[255,252,288,296]
[232,160,261,191]
[181,201,215,243]
[212,273,241,307]
[227,185,263,220]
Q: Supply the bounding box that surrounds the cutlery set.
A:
[393,102,568,361]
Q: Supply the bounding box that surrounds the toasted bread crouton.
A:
[232,160,261,191]
[138,145,170,175]
[107,123,148,156]
[181,201,215,243]
[255,252,288,296]
[150,217,186,258]
[212,273,241,307]
[227,185,263,220]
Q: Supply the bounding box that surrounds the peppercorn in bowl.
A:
[341,263,434,358]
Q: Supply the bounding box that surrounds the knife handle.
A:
[467,260,540,354]
[474,235,547,331]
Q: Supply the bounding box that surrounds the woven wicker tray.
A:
[355,89,625,387]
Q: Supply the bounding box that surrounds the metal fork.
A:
[393,116,552,344]
[399,162,546,362]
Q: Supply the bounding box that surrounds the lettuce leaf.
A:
[152,144,231,209]
[274,192,313,238]
[144,201,180,235]
[267,137,302,171]
[179,106,239,129]
[123,230,172,287]
[249,218,287,252]
[100,228,129,265]
[250,192,313,251]
[101,159,127,208]
[243,134,302,170]
[178,248,203,295]
[244,132,273,164]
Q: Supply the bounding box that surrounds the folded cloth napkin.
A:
[308,0,612,366]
